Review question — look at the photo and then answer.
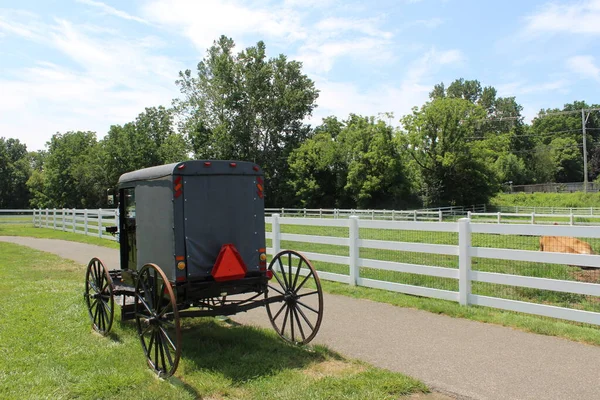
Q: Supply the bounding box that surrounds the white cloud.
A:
[524,0,600,35]
[309,47,463,124]
[496,79,569,96]
[566,55,600,82]
[76,0,149,24]
[0,14,182,150]
[142,0,307,51]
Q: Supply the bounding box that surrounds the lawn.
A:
[0,241,427,399]
[4,223,600,347]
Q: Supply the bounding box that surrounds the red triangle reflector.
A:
[211,244,247,282]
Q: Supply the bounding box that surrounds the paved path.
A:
[3,236,600,400]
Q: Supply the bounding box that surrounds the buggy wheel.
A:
[134,263,181,378]
[265,250,324,345]
[84,257,114,336]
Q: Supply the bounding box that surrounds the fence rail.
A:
[264,204,488,221]
[0,209,35,224]
[32,208,119,241]
[495,206,600,215]
[470,211,600,225]
[15,208,600,326]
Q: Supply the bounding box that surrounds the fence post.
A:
[531,212,535,224]
[84,209,88,235]
[72,209,76,232]
[98,208,103,238]
[570,212,574,226]
[320,208,323,218]
[45,208,49,228]
[303,208,306,218]
[62,208,66,231]
[413,210,417,222]
[349,216,359,286]
[496,212,501,224]
[458,218,472,306]
[439,210,443,222]
[483,204,487,213]
[272,214,281,256]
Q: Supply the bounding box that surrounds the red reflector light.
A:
[211,244,247,282]
[178,164,186,170]
[230,162,237,167]
[204,162,211,167]
[176,276,186,282]
[175,255,185,261]
[266,270,273,280]
[253,165,259,171]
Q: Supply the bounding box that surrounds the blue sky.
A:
[1,0,599,151]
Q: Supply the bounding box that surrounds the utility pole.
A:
[582,109,590,192]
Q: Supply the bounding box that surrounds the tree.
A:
[289,115,415,209]
[36,131,102,208]
[401,97,496,206]
[0,138,31,208]
[174,35,319,206]
[101,106,189,189]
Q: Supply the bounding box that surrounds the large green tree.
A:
[29,131,102,208]
[101,106,188,188]
[289,115,415,209]
[174,35,319,206]
[401,97,496,206]
[0,138,31,208]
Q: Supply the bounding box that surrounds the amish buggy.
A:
[84,160,324,377]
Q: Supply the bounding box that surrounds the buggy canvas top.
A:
[117,160,266,282]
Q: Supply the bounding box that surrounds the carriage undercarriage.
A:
[85,250,324,377]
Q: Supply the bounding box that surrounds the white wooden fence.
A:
[469,211,600,225]
[267,214,600,326]
[32,208,119,241]
[27,208,600,326]
[0,209,34,224]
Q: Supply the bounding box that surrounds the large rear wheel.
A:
[134,263,181,378]
[84,257,114,336]
[265,250,324,345]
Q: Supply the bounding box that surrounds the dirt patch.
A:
[303,360,366,378]
[570,268,600,283]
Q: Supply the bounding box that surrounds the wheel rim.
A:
[265,250,324,344]
[134,263,181,378]
[85,257,114,336]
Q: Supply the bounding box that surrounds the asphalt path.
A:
[3,235,600,400]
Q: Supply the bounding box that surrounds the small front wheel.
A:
[134,263,181,378]
[265,250,324,345]
[84,257,114,336]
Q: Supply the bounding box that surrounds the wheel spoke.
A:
[290,304,295,342]
[296,304,315,331]
[295,270,314,292]
[160,331,174,368]
[292,307,306,341]
[268,284,285,295]
[271,268,287,291]
[137,294,154,315]
[159,326,176,351]
[157,331,166,373]
[280,305,290,335]
[272,302,286,321]
[297,290,319,298]
[277,258,290,289]
[140,323,153,337]
[291,257,303,291]
[138,274,153,309]
[297,299,319,314]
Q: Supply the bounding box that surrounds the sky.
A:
[1,0,600,151]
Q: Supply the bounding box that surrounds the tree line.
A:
[2,36,599,210]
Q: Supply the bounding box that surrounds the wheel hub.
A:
[284,291,297,305]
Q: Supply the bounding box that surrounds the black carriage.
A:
[84,160,324,377]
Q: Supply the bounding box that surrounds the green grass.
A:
[5,224,600,347]
[0,242,427,399]
[491,192,600,208]
[0,224,119,249]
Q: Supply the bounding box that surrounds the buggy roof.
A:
[118,160,262,187]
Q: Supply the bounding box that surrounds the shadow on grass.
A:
[117,316,335,384]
